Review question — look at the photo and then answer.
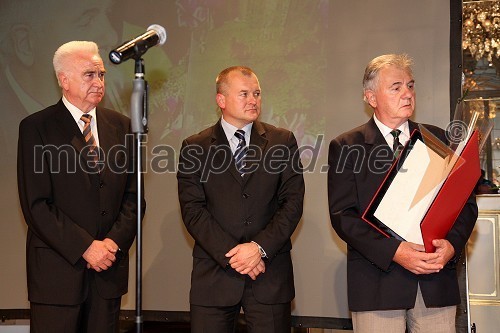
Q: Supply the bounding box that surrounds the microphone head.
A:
[148,24,167,45]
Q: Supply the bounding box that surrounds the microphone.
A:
[109,24,167,64]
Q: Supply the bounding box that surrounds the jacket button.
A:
[101,210,107,216]
[242,193,249,199]
[243,220,251,225]
[100,181,105,188]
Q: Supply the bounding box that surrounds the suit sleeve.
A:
[17,118,94,265]
[328,137,401,271]
[445,193,477,264]
[177,139,240,268]
[251,131,305,261]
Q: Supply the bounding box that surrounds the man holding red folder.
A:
[328,54,477,332]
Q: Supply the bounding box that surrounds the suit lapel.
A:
[210,120,269,185]
[363,117,386,147]
[244,121,268,184]
[54,102,118,176]
[54,100,87,154]
[364,117,393,182]
[52,100,99,180]
[408,119,419,134]
[211,121,244,184]
[95,108,119,176]
[364,118,421,188]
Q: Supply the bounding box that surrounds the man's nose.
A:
[401,87,413,99]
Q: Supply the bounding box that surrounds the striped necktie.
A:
[390,129,404,158]
[234,129,248,175]
[81,114,98,165]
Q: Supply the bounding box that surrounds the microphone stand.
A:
[465,251,476,333]
[130,57,148,333]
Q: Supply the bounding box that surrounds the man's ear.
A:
[365,90,377,108]
[59,73,69,91]
[11,24,35,66]
[216,93,225,109]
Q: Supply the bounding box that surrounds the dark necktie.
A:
[81,114,98,165]
[390,129,404,158]
[234,130,248,175]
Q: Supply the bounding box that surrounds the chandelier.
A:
[463,0,500,62]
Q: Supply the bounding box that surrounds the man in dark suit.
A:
[328,54,477,332]
[17,41,142,332]
[177,66,305,332]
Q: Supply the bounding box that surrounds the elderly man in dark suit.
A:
[177,66,305,332]
[328,54,477,332]
[17,41,142,332]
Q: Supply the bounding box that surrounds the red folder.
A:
[420,130,479,252]
[362,130,480,253]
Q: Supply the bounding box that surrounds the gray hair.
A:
[53,41,101,85]
[362,54,413,101]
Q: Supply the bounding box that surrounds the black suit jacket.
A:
[17,99,143,305]
[177,120,305,306]
[328,118,478,311]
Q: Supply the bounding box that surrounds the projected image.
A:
[0,0,328,311]
[1,0,328,154]
[111,0,329,154]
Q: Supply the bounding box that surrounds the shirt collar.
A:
[63,96,97,125]
[373,114,410,142]
[220,116,253,144]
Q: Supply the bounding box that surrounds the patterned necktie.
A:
[81,114,98,164]
[390,129,404,158]
[234,130,248,175]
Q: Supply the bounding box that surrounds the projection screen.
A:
[0,0,450,324]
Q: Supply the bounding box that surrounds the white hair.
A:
[53,41,101,85]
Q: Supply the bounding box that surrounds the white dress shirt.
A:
[63,96,100,147]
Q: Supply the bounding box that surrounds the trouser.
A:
[30,274,121,333]
[351,285,456,333]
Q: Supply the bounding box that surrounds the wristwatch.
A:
[253,242,267,258]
